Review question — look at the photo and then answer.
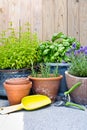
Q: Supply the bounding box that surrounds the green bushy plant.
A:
[67,44,87,77]
[37,32,80,63]
[0,22,39,69]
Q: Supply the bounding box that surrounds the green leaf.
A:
[63,42,70,47]
[43,49,49,55]
[58,46,65,53]
[52,32,67,42]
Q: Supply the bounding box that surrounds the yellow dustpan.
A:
[0,94,51,114]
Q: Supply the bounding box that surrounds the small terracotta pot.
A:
[3,77,32,105]
[29,75,63,102]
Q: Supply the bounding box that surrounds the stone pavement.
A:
[0,99,87,130]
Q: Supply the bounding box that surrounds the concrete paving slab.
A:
[0,99,87,130]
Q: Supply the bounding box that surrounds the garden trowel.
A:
[0,94,51,114]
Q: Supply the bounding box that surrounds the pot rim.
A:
[5,77,31,85]
[28,75,63,81]
[0,68,30,73]
[65,71,87,79]
[45,62,70,67]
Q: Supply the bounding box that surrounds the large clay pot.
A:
[3,77,32,105]
[65,71,87,105]
[29,75,63,102]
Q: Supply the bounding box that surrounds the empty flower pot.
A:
[3,77,32,105]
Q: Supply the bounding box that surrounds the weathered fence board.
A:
[0,0,9,31]
[54,0,68,35]
[8,0,20,31]
[68,0,80,41]
[42,0,55,40]
[79,0,87,46]
[0,0,87,45]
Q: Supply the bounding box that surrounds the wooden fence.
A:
[0,0,87,45]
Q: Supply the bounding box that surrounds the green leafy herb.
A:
[37,32,80,63]
[0,22,40,69]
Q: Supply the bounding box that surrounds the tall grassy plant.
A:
[31,64,59,78]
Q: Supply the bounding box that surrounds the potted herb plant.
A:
[29,63,63,102]
[36,32,81,95]
[0,22,39,96]
[65,45,87,105]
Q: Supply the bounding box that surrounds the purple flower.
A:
[84,46,87,49]
[73,46,87,56]
[72,43,76,49]
[78,46,87,55]
[83,46,87,55]
[84,49,87,55]
[77,49,81,54]
[74,50,78,56]
[79,46,85,53]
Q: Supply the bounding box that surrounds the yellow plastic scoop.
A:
[0,94,51,114]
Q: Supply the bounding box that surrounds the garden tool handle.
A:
[65,102,85,111]
[0,104,23,114]
[64,82,81,95]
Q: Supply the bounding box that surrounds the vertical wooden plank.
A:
[20,0,31,26]
[68,0,80,41]
[79,0,87,46]
[0,0,9,31]
[20,0,32,36]
[54,0,68,35]
[30,0,42,40]
[8,0,20,32]
[20,0,42,40]
[42,0,55,40]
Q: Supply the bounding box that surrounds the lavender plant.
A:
[67,43,87,77]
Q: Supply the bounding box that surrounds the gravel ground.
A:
[0,99,87,130]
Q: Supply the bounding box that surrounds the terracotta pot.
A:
[0,68,30,96]
[29,75,63,102]
[3,77,32,105]
[65,71,87,105]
